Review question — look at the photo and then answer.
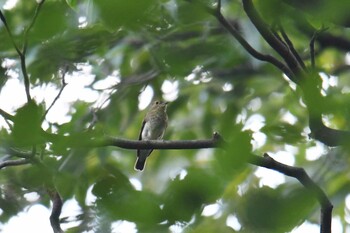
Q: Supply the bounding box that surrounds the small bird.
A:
[135,100,168,171]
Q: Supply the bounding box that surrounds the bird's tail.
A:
[135,149,153,171]
[135,157,146,171]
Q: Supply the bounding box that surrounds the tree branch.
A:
[0,108,15,121]
[0,1,46,102]
[0,158,31,169]
[22,0,46,54]
[209,2,294,79]
[242,0,304,82]
[42,67,68,121]
[43,131,224,150]
[0,10,22,55]
[278,25,307,70]
[236,0,350,147]
[44,130,332,232]
[249,153,332,233]
[47,188,64,233]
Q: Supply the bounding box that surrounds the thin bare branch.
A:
[278,25,307,70]
[22,0,46,55]
[21,0,46,102]
[42,67,68,121]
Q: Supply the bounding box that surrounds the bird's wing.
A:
[137,120,153,158]
[138,120,146,140]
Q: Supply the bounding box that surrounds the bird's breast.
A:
[142,117,167,140]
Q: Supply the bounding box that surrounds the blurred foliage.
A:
[0,0,350,232]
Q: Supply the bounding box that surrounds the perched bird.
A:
[135,100,168,171]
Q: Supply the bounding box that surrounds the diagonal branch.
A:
[42,67,68,122]
[242,0,303,81]
[241,0,350,147]
[0,158,32,169]
[207,1,294,79]
[277,25,307,70]
[22,0,46,55]
[0,108,15,121]
[0,10,22,55]
[249,153,332,233]
[0,0,46,102]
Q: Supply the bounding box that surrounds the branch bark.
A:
[250,153,332,233]
[0,158,31,169]
[237,0,350,148]
[47,188,64,233]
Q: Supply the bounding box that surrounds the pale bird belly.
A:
[142,121,165,140]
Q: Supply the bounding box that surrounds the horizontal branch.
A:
[106,133,223,149]
[44,131,224,150]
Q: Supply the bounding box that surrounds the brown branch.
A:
[249,153,332,233]
[43,131,224,150]
[0,158,31,169]
[242,0,303,82]
[47,188,64,233]
[209,2,294,79]
[44,129,332,232]
[237,0,350,147]
[278,25,307,70]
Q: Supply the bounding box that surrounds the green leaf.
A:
[92,0,157,30]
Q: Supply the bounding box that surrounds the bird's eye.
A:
[155,101,159,105]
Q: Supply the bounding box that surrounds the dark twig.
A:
[21,0,46,102]
[249,153,332,233]
[278,25,307,70]
[42,67,68,121]
[0,10,22,55]
[22,0,46,55]
[47,188,64,233]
